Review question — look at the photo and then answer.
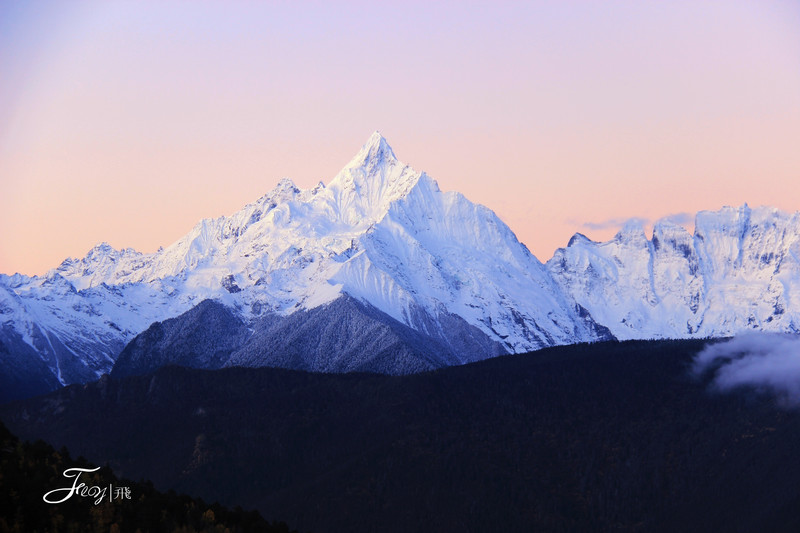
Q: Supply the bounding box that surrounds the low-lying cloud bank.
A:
[694,333,800,406]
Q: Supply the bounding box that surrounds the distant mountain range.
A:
[2,132,799,400]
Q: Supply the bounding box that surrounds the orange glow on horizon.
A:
[1,1,799,275]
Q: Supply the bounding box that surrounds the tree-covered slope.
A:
[3,339,800,532]
[0,421,298,533]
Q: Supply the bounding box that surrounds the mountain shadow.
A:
[0,325,62,403]
[112,295,507,378]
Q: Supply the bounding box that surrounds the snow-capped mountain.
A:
[1,132,603,397]
[3,133,799,400]
[547,205,800,340]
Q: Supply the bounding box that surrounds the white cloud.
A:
[694,333,800,406]
[580,217,648,231]
[575,212,695,233]
[662,212,694,226]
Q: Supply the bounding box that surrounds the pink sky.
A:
[2,1,799,276]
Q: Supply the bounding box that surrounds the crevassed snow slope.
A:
[547,205,800,339]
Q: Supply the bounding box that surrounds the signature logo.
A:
[43,467,131,505]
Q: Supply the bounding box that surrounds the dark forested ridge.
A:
[3,339,800,532]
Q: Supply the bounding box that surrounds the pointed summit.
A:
[325,132,423,225]
[347,131,397,168]
[364,130,395,155]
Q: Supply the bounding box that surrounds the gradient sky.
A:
[2,1,799,276]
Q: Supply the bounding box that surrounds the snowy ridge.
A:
[547,204,800,340]
[0,272,180,384]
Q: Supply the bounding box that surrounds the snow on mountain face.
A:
[547,205,800,340]
[344,172,596,351]
[0,271,188,386]
[1,132,596,388]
